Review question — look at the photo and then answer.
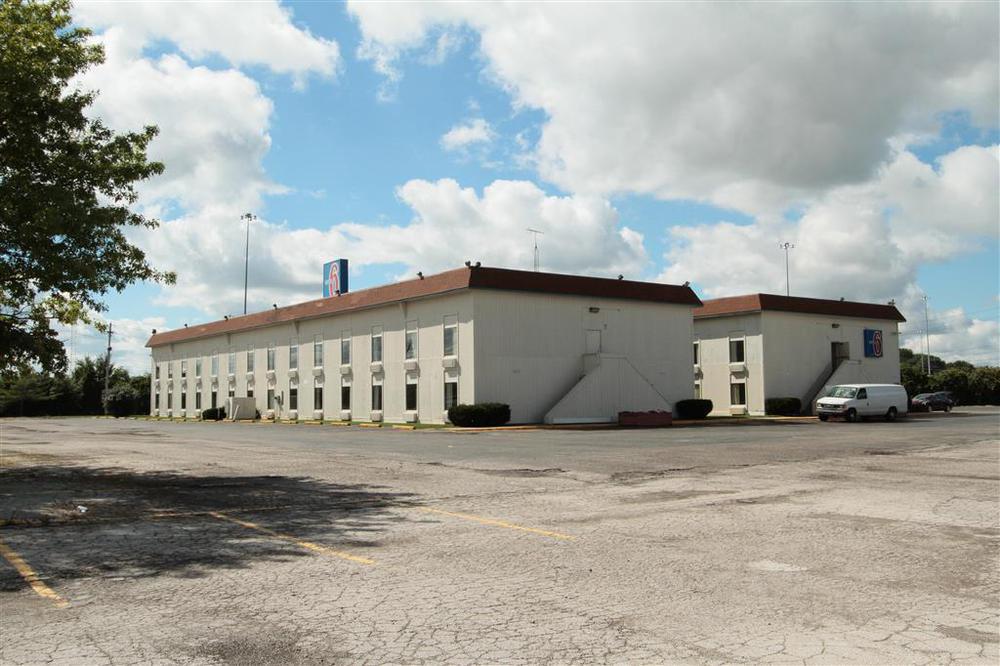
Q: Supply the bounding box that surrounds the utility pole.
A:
[103,323,113,413]
[241,213,256,315]
[922,294,931,376]
[779,242,794,296]
[526,228,543,272]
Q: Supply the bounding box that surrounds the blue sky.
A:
[67,1,998,369]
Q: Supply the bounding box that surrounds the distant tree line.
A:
[899,348,999,405]
[0,357,148,417]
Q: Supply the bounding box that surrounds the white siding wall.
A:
[471,291,695,423]
[760,311,901,404]
[694,314,765,415]
[150,292,474,424]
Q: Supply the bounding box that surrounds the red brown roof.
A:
[147,266,701,347]
[694,293,906,322]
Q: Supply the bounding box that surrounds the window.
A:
[289,339,298,370]
[443,315,458,356]
[313,384,323,411]
[181,392,187,410]
[371,378,383,411]
[341,379,351,410]
[313,334,323,367]
[267,343,275,371]
[195,392,202,410]
[154,393,159,409]
[181,360,187,378]
[155,365,160,379]
[405,376,417,411]
[267,388,275,410]
[228,386,235,398]
[246,345,254,372]
[168,362,173,379]
[247,387,254,398]
[405,320,418,360]
[211,390,217,409]
[857,388,868,400]
[340,330,351,365]
[729,338,745,363]
[444,379,458,410]
[693,342,700,365]
[211,352,219,376]
[730,382,746,406]
[289,384,298,411]
[167,392,172,410]
[228,348,236,374]
[195,358,202,377]
[694,382,702,399]
[371,326,383,362]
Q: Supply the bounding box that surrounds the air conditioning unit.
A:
[340,410,352,421]
[370,361,384,374]
[728,361,746,373]
[370,410,383,422]
[288,368,298,379]
[287,409,298,420]
[312,409,324,420]
[730,406,747,416]
[442,356,458,369]
[312,367,323,377]
[339,364,351,375]
[404,411,418,423]
[404,359,419,371]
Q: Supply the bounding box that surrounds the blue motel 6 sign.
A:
[323,259,349,297]
[864,329,883,358]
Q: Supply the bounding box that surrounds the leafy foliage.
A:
[200,406,226,421]
[674,399,712,419]
[0,0,174,377]
[899,348,999,405]
[765,397,802,416]
[447,403,511,427]
[0,356,146,416]
[102,382,142,417]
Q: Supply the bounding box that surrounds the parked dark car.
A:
[910,392,955,412]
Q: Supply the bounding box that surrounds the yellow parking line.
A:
[207,511,374,565]
[0,540,69,608]
[417,507,575,541]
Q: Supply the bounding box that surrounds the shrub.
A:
[448,403,511,427]
[674,399,712,419]
[102,383,142,417]
[201,406,226,421]
[765,397,802,416]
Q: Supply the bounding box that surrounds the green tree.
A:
[71,356,126,414]
[0,0,174,377]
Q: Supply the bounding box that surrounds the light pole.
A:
[779,242,794,296]
[241,213,256,315]
[922,294,931,376]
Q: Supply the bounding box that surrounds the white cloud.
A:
[77,31,280,212]
[139,180,648,317]
[441,118,495,151]
[899,298,1000,366]
[74,0,340,87]
[59,316,167,375]
[349,2,998,212]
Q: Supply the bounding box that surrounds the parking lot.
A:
[1,412,998,665]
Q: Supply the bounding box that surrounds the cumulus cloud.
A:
[140,180,648,317]
[349,1,998,212]
[74,0,340,86]
[59,315,167,375]
[441,118,495,151]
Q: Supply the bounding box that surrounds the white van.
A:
[816,384,908,422]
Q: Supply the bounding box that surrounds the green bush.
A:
[674,399,712,419]
[201,406,226,421]
[448,403,511,427]
[765,397,802,416]
[102,383,142,417]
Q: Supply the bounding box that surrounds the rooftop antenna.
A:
[527,228,544,272]
[778,242,794,296]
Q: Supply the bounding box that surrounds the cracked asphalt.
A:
[1,411,998,665]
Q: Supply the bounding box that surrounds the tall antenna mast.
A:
[526,228,544,272]
[779,242,794,296]
[922,294,931,376]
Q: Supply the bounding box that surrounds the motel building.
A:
[692,294,906,416]
[147,266,702,425]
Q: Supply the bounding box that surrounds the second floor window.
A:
[693,342,700,365]
[181,360,187,378]
[443,315,458,356]
[267,343,275,371]
[341,331,351,365]
[228,349,236,374]
[405,320,417,360]
[246,346,254,372]
[289,340,298,370]
[313,335,323,367]
[211,352,219,376]
[371,326,383,362]
[729,339,745,363]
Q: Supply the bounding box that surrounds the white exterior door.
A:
[585,329,602,354]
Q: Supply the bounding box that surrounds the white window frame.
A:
[729,336,746,364]
[211,351,219,376]
[340,330,351,365]
[289,338,298,370]
[405,320,418,360]
[246,345,254,372]
[267,342,276,372]
[371,374,383,411]
[371,326,383,363]
[730,381,747,406]
[443,315,458,357]
[313,334,324,368]
[405,374,418,412]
